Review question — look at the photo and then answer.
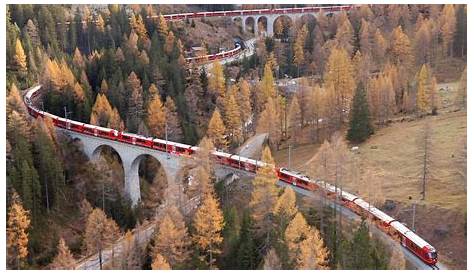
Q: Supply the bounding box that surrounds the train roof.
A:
[24,85,42,101]
[280,168,311,181]
[340,190,359,202]
[391,221,433,249]
[353,198,395,223]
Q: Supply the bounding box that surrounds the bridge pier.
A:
[61,130,184,207]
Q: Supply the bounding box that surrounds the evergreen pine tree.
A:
[347,82,373,143]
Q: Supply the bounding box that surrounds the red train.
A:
[23,85,438,267]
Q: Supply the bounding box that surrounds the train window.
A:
[427,252,437,259]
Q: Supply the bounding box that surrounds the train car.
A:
[391,221,438,265]
[69,120,85,132]
[118,132,153,147]
[152,138,194,155]
[277,168,317,191]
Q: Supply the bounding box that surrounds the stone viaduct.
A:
[61,129,250,206]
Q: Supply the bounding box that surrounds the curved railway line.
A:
[21,5,446,270]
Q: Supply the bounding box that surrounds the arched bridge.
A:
[158,5,352,37]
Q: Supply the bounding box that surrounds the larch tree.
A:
[7,83,27,117]
[146,94,166,137]
[256,97,281,150]
[14,38,28,76]
[153,205,190,267]
[7,192,30,270]
[285,212,328,269]
[73,48,85,69]
[389,26,413,67]
[192,192,225,269]
[156,13,169,39]
[416,64,430,114]
[208,61,226,100]
[358,19,372,56]
[148,83,159,100]
[126,71,144,132]
[285,212,310,261]
[222,89,242,146]
[263,248,282,270]
[151,253,171,270]
[273,187,298,236]
[259,62,276,105]
[84,208,121,270]
[164,31,175,56]
[274,19,284,38]
[373,28,387,65]
[293,24,308,77]
[90,93,123,130]
[49,238,76,270]
[414,19,434,66]
[119,231,141,270]
[335,16,355,55]
[99,79,109,94]
[237,79,252,133]
[296,228,329,269]
[206,109,228,151]
[324,47,355,126]
[440,4,456,57]
[164,96,183,142]
[347,82,373,143]
[249,146,279,242]
[288,96,302,145]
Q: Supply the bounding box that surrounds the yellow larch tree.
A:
[164,31,175,56]
[249,146,279,239]
[146,94,166,137]
[14,39,27,75]
[237,79,252,130]
[151,253,171,270]
[156,13,169,39]
[83,208,120,270]
[295,228,329,269]
[192,192,225,269]
[373,28,387,64]
[273,187,298,234]
[389,26,413,67]
[288,96,302,145]
[440,4,456,57]
[7,192,30,270]
[153,205,190,267]
[206,109,228,151]
[208,61,226,99]
[222,89,242,145]
[263,248,282,270]
[256,97,281,150]
[49,238,76,270]
[335,16,354,55]
[7,83,27,116]
[324,47,355,125]
[416,64,430,113]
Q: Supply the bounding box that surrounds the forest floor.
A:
[273,80,467,269]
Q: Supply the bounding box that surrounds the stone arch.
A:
[257,16,268,36]
[244,16,256,34]
[232,17,244,34]
[128,153,169,206]
[272,15,294,40]
[297,13,318,29]
[91,144,124,164]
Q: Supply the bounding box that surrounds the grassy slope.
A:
[273,79,467,268]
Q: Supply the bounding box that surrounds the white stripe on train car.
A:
[390,221,432,249]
